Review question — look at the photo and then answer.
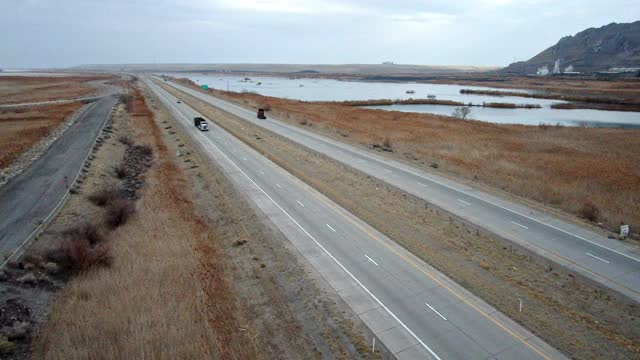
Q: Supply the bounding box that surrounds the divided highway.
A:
[159,77,640,303]
[144,77,566,359]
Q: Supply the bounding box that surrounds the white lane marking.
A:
[511,221,529,230]
[275,183,282,188]
[425,303,448,321]
[418,182,428,187]
[259,170,265,175]
[297,201,305,207]
[242,157,247,161]
[457,199,471,206]
[150,105,441,359]
[326,224,336,232]
[384,169,392,173]
[0,101,115,270]
[586,252,610,264]
[175,87,640,265]
[365,254,379,266]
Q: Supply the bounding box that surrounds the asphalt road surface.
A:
[159,77,640,303]
[145,77,566,359]
[0,95,117,265]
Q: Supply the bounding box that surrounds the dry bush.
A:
[383,137,392,149]
[62,223,104,245]
[62,239,112,271]
[581,202,601,222]
[118,135,133,146]
[120,94,133,113]
[113,163,128,179]
[87,186,121,207]
[105,199,136,228]
[135,144,153,158]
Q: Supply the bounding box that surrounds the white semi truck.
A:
[194,117,209,131]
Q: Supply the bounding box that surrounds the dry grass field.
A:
[33,87,261,359]
[176,78,640,233]
[0,102,83,168]
[0,75,103,105]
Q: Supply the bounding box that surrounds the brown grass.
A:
[0,102,83,169]
[0,75,108,105]
[176,78,640,232]
[33,85,260,359]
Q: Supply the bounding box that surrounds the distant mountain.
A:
[502,21,640,74]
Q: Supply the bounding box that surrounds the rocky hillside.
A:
[503,21,640,74]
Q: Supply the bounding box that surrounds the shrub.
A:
[135,144,153,158]
[63,239,112,270]
[105,199,136,228]
[580,202,600,222]
[88,186,121,207]
[120,94,133,112]
[113,163,128,179]
[62,223,104,245]
[118,135,133,146]
[383,137,392,149]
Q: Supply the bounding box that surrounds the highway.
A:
[144,77,566,359]
[158,77,640,303]
[0,95,117,266]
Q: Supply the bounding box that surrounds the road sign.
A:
[201,84,208,90]
[620,225,630,238]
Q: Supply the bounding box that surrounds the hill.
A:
[503,21,640,74]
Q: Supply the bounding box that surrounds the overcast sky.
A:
[1,0,638,68]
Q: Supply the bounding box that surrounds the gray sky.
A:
[2,0,639,68]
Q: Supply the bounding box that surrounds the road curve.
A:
[159,77,640,303]
[145,77,566,359]
[0,95,118,265]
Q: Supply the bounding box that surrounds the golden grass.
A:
[0,75,106,105]
[33,86,260,359]
[0,102,83,169]
[177,78,640,232]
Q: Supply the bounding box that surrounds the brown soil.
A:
[173,78,640,235]
[0,102,84,169]
[159,80,640,359]
[0,76,107,105]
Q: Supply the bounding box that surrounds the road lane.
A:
[159,78,640,302]
[0,95,118,265]
[145,77,566,360]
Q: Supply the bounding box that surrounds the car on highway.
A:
[177,100,182,103]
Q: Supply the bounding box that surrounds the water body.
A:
[171,73,640,128]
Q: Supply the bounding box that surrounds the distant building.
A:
[553,59,561,74]
[536,66,550,76]
[382,61,395,65]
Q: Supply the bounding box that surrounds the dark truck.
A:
[194,117,209,131]
[257,108,266,119]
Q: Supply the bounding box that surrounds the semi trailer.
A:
[194,117,209,131]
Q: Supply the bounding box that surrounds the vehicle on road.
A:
[194,117,209,131]
[177,100,182,103]
[257,108,266,119]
